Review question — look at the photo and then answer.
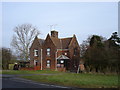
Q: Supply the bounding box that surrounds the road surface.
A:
[1,74,84,90]
[2,77,70,88]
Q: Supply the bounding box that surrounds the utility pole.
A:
[77,64,80,74]
[77,58,81,74]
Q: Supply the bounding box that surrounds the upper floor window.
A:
[34,49,38,56]
[74,48,77,56]
[47,48,50,56]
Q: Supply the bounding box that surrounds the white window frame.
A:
[34,60,38,66]
[34,49,38,56]
[46,60,50,68]
[47,48,50,56]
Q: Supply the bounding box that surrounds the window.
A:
[74,48,77,56]
[34,60,38,66]
[34,49,38,56]
[60,60,64,64]
[57,60,64,68]
[65,53,67,55]
[47,48,50,56]
[46,60,50,68]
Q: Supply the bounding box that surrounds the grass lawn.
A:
[2,70,118,88]
[2,70,62,74]
[20,73,118,88]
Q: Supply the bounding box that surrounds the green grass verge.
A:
[2,70,118,88]
[2,70,62,75]
[20,73,118,88]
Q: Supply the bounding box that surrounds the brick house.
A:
[30,30,80,72]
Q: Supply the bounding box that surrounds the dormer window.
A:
[34,49,38,56]
[47,48,50,56]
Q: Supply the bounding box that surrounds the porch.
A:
[56,55,69,72]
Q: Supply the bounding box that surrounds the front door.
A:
[57,59,69,69]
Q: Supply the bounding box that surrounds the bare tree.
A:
[11,24,40,61]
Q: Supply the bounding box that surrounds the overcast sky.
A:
[2,2,118,48]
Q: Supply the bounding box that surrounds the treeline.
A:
[1,48,17,70]
[80,32,120,74]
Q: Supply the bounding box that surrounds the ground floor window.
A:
[34,60,38,66]
[46,60,50,68]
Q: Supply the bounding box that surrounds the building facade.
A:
[30,30,80,72]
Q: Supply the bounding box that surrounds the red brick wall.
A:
[30,34,80,72]
[68,37,80,72]
[30,37,42,68]
[42,35,56,70]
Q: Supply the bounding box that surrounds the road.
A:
[2,77,60,88]
[1,74,84,90]
[2,77,69,88]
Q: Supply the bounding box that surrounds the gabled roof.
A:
[30,36,44,49]
[38,39,45,46]
[50,37,72,49]
[50,37,61,48]
[69,34,76,47]
[61,37,72,49]
[36,32,78,49]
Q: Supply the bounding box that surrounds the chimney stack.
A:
[51,30,58,38]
